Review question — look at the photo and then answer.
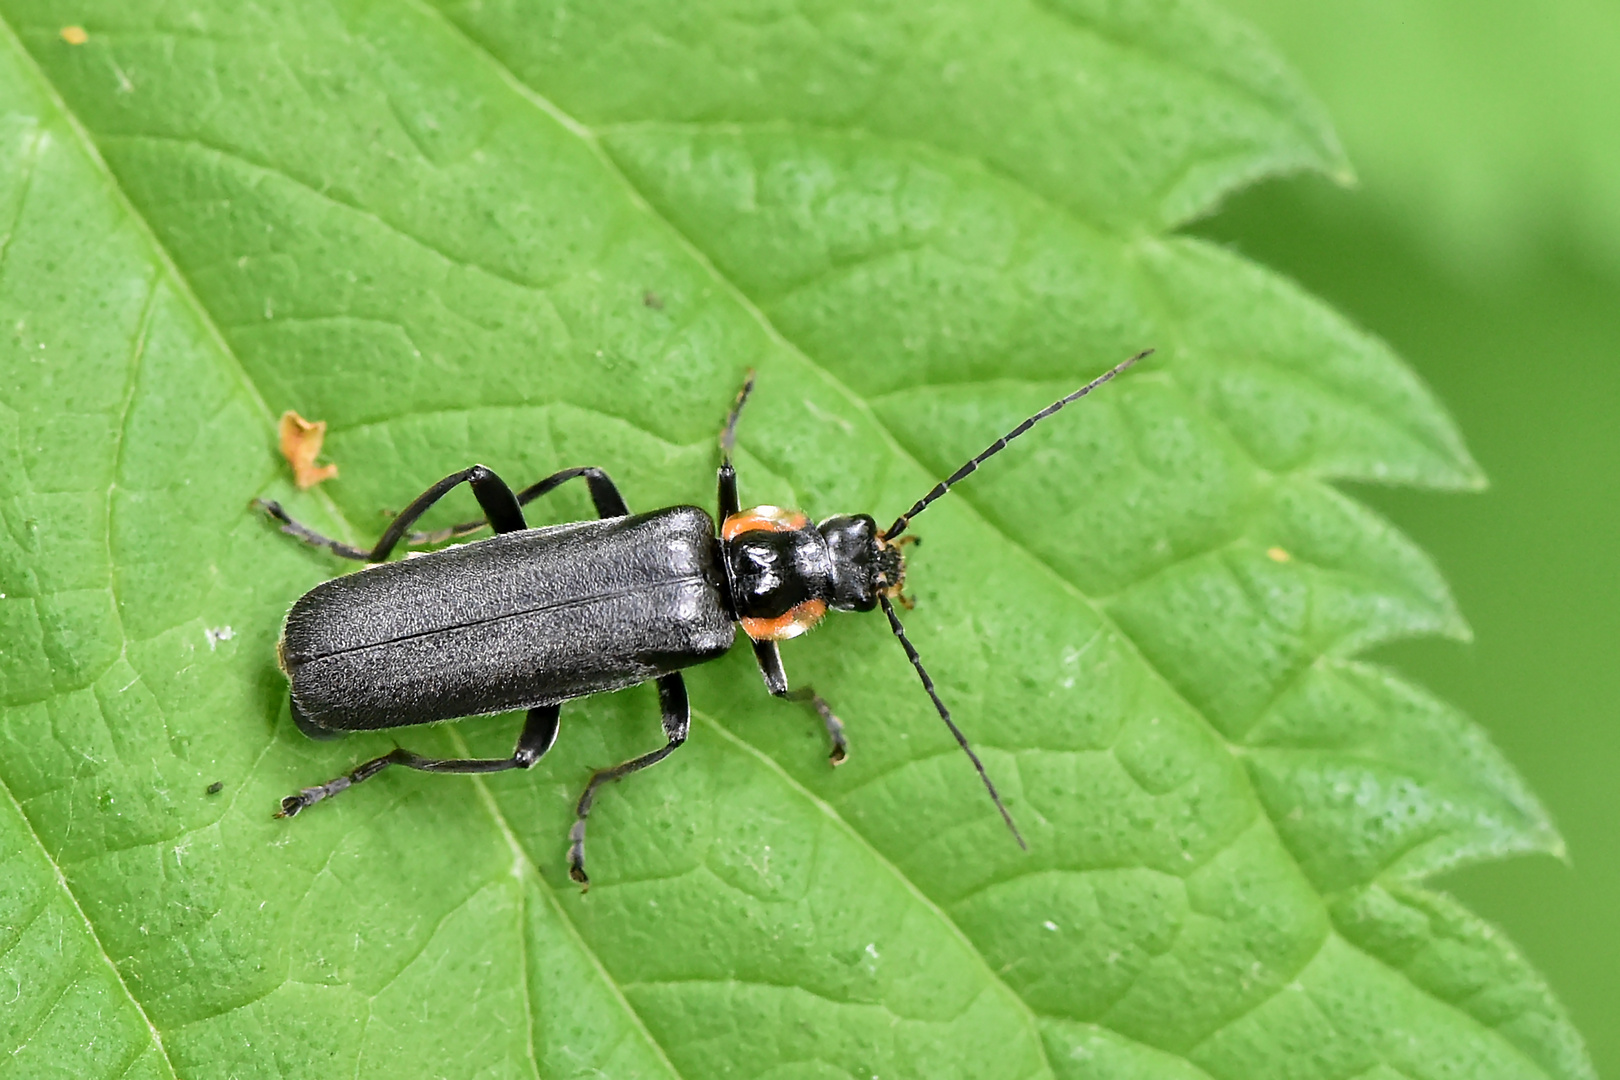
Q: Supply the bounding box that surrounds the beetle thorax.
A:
[720,506,900,641]
[720,506,829,641]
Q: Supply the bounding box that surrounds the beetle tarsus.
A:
[567,819,590,888]
[252,497,372,561]
[275,782,341,818]
[275,753,391,817]
[787,687,848,765]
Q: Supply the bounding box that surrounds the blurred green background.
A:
[1201,1,1619,1067]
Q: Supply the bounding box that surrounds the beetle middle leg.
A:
[405,466,632,546]
[752,640,848,764]
[567,673,689,888]
[275,704,561,818]
[254,464,527,561]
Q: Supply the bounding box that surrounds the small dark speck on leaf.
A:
[643,290,663,310]
[206,781,224,796]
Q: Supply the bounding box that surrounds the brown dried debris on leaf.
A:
[278,410,339,489]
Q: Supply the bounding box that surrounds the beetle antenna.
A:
[883,349,1151,539]
[879,595,1026,849]
[720,368,757,463]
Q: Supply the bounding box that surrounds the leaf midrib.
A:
[445,727,683,1080]
[0,746,176,1078]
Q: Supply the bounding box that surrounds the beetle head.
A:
[818,514,905,612]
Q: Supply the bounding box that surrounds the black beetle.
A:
[257,351,1147,884]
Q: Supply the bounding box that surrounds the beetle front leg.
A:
[275,704,562,817]
[751,640,848,764]
[716,369,755,519]
[567,674,689,888]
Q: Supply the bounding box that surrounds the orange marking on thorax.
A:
[722,505,809,541]
[741,600,828,642]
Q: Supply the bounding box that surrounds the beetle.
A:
[256,350,1148,884]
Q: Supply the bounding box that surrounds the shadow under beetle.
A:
[257,350,1148,885]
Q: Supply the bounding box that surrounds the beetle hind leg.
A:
[252,499,371,561]
[567,674,689,889]
[275,705,561,818]
[254,464,527,563]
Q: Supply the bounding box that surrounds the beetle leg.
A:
[717,460,740,520]
[751,640,848,764]
[511,704,564,765]
[252,499,371,561]
[275,705,561,818]
[716,370,755,518]
[254,464,526,562]
[404,466,632,546]
[790,688,848,765]
[567,674,689,888]
[369,465,525,557]
[524,467,630,519]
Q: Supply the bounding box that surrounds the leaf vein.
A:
[0,772,177,1078]
[0,117,44,289]
[443,727,686,1080]
[0,21,184,1077]
[619,976,983,1026]
[100,133,547,293]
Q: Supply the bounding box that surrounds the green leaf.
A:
[0,2,1589,1078]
